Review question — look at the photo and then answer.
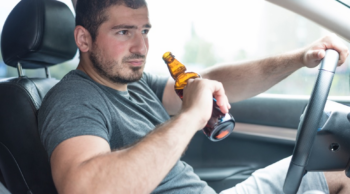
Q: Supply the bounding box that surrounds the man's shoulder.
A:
[51,70,100,93]
[38,69,110,126]
[42,70,104,107]
[56,69,96,88]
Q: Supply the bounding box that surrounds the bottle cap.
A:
[162,52,175,63]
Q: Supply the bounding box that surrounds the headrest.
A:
[1,0,77,69]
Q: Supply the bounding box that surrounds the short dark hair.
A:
[76,0,147,42]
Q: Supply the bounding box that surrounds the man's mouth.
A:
[125,60,144,67]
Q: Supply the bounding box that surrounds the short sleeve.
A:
[38,79,111,159]
[142,72,169,102]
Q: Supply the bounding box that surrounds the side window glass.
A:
[1,0,349,97]
[146,0,350,96]
[0,1,20,78]
[0,0,78,79]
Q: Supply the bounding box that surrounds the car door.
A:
[180,0,350,192]
[182,95,350,192]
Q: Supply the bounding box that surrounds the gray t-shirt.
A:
[38,70,215,194]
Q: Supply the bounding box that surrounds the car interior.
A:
[0,0,350,194]
[0,0,76,193]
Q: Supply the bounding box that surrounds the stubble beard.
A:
[89,44,145,84]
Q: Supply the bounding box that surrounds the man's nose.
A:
[130,33,147,55]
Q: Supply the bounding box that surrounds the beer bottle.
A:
[162,52,235,141]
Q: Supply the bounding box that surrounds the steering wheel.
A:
[283,49,340,194]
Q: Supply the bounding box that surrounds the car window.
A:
[0,0,349,96]
[0,0,78,79]
[337,0,350,8]
[146,0,350,97]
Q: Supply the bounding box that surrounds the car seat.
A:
[0,0,77,193]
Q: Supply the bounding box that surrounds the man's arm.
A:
[162,34,349,115]
[200,49,304,102]
[51,114,197,194]
[201,34,349,102]
[51,79,230,194]
[162,49,303,114]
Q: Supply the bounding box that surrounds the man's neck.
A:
[77,60,128,91]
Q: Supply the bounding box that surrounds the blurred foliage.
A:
[0,61,76,80]
[49,62,77,79]
[266,68,350,96]
[182,25,220,67]
[233,49,248,61]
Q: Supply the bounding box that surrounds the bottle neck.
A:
[166,58,187,80]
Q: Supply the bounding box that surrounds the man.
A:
[38,0,350,193]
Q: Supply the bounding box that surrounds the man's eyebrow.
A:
[111,25,137,30]
[111,24,152,30]
[143,24,152,28]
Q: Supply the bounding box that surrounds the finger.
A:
[186,77,201,85]
[338,48,349,66]
[317,50,325,59]
[333,45,349,65]
[326,35,349,65]
[211,81,229,114]
[304,50,323,68]
[315,48,347,66]
[186,79,194,85]
[226,96,231,110]
[216,94,230,112]
[309,50,325,60]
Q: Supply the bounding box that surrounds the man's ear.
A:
[74,25,91,53]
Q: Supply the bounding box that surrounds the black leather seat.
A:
[0,0,77,193]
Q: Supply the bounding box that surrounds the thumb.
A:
[308,50,325,60]
[304,49,325,68]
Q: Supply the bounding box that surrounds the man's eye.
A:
[142,29,149,35]
[117,30,128,35]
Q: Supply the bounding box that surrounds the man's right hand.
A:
[180,78,231,130]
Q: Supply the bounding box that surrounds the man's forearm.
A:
[201,49,304,102]
[64,113,199,194]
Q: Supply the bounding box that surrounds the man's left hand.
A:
[301,33,349,68]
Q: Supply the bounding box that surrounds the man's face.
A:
[89,4,150,84]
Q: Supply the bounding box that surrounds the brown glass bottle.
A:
[162,52,235,141]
